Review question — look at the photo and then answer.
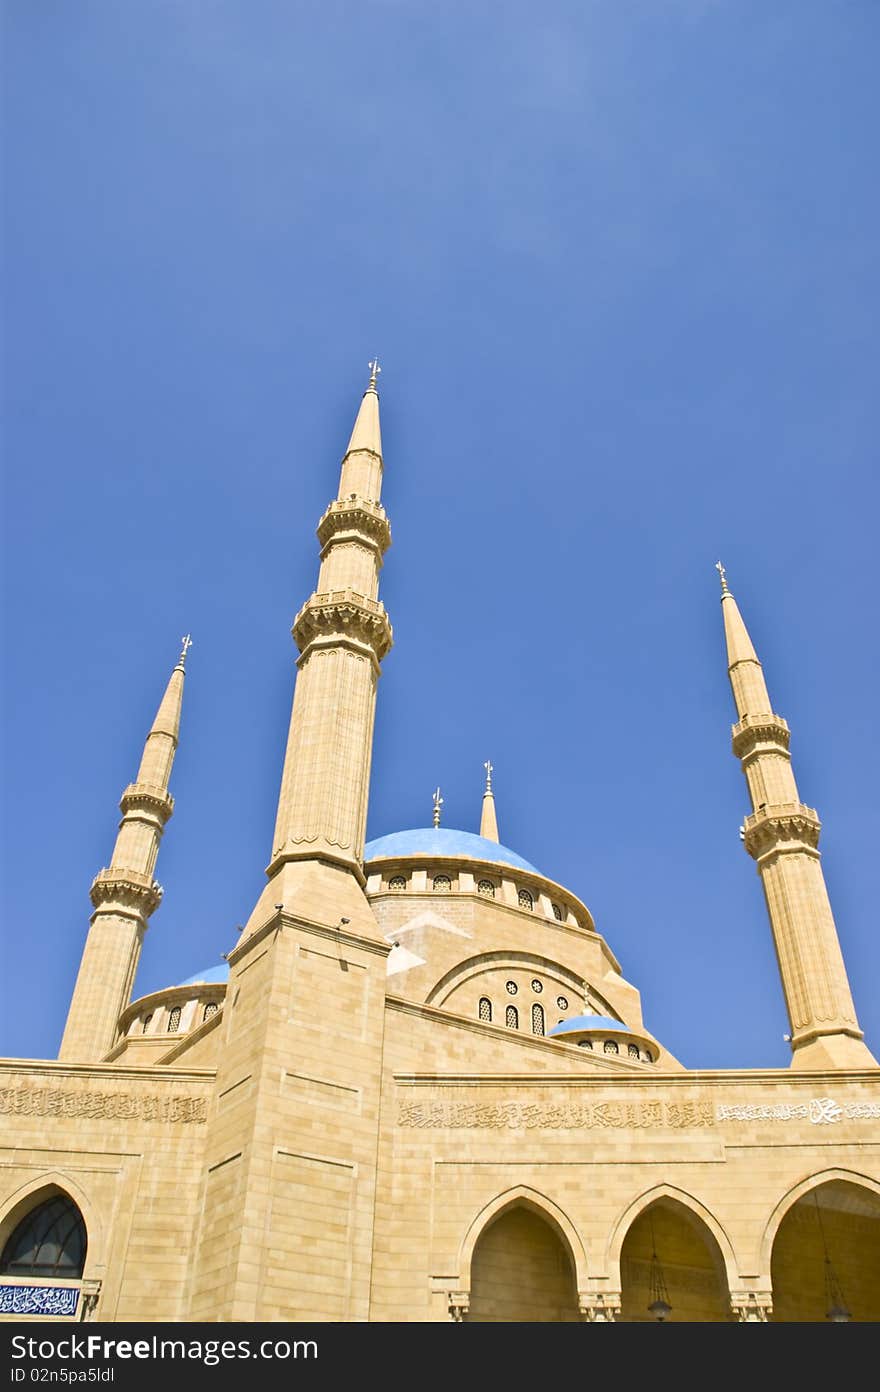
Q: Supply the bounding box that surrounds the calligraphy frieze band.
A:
[0,1285,80,1317]
[397,1096,880,1130]
[0,1086,207,1124]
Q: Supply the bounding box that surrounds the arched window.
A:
[477,879,495,898]
[433,874,451,892]
[478,998,492,1023]
[389,875,406,891]
[141,1013,153,1034]
[531,1004,545,1036]
[603,1039,619,1055]
[203,1002,219,1023]
[517,888,533,911]
[167,1006,182,1033]
[578,1039,593,1050]
[505,1005,518,1030]
[628,1043,640,1059]
[552,903,563,921]
[642,1049,653,1063]
[1,1194,86,1278]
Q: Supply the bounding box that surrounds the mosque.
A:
[1,368,878,1323]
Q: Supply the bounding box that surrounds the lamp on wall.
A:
[647,1213,672,1322]
[815,1192,851,1322]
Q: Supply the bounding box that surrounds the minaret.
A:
[189,368,394,1321]
[480,759,499,842]
[239,358,393,937]
[717,564,875,1070]
[58,637,190,1062]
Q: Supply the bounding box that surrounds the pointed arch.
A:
[759,1168,880,1275]
[606,1183,738,1292]
[0,1172,104,1275]
[457,1185,589,1295]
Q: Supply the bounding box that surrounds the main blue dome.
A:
[364,827,539,874]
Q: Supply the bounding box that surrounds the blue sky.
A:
[2,2,878,1069]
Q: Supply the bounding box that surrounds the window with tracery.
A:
[628,1043,640,1059]
[531,1004,545,1036]
[0,1195,86,1278]
[478,998,492,1023]
[142,1013,153,1034]
[578,1039,593,1050]
[505,980,518,995]
[556,996,568,1011]
[433,874,451,892]
[530,979,542,993]
[477,879,495,898]
[505,1005,518,1030]
[517,888,533,911]
[552,903,563,921]
[389,875,406,891]
[167,1006,182,1033]
[604,1039,619,1055]
[203,1002,219,1023]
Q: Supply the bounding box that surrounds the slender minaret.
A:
[717,564,875,1070]
[58,637,190,1061]
[480,759,499,842]
[239,359,393,937]
[190,368,394,1321]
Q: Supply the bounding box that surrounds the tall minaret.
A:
[480,759,499,842]
[717,564,875,1070]
[190,369,394,1322]
[58,637,189,1062]
[240,359,393,937]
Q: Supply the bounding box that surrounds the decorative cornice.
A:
[89,867,163,916]
[742,802,821,860]
[292,589,393,662]
[118,782,174,822]
[580,1292,622,1322]
[730,1291,773,1322]
[731,712,790,760]
[316,498,391,556]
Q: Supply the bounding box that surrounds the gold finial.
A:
[483,759,494,794]
[432,786,443,828]
[176,633,193,670]
[367,358,381,392]
[715,560,730,597]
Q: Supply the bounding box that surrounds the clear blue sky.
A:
[2,2,878,1070]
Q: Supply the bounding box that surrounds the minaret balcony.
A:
[731,713,790,760]
[292,589,393,662]
[316,497,391,556]
[89,866,163,916]
[118,782,175,822]
[742,802,821,859]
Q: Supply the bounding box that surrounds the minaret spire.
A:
[718,568,875,1069]
[59,640,188,1061]
[480,759,500,842]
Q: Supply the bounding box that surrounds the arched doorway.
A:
[619,1197,730,1321]
[770,1179,880,1321]
[467,1205,581,1321]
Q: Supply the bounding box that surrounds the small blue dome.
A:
[177,963,230,987]
[548,1014,629,1037]
[364,827,539,874]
